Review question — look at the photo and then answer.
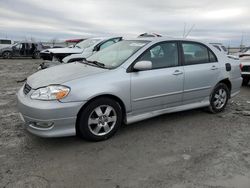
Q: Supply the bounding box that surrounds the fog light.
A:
[29,122,54,128]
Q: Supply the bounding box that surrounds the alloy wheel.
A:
[88,105,117,136]
[213,88,227,109]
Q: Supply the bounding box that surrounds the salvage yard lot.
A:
[0,58,250,188]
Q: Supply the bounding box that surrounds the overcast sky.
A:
[0,0,250,46]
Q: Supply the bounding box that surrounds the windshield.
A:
[75,38,101,49]
[86,40,149,69]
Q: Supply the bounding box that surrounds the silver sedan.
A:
[17,38,242,141]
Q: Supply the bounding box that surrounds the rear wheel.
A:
[2,51,12,59]
[208,83,229,113]
[242,78,249,86]
[77,97,122,141]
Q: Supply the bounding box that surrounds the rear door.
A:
[130,41,184,114]
[181,42,220,104]
[12,43,22,56]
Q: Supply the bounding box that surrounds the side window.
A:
[136,42,179,69]
[209,50,217,62]
[0,40,11,44]
[182,43,211,65]
[99,40,115,50]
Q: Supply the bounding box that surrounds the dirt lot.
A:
[0,58,250,188]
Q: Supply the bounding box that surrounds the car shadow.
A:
[25,108,207,148]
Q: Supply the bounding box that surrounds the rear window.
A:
[182,42,217,65]
[0,40,11,44]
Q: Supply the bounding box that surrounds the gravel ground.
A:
[0,58,250,188]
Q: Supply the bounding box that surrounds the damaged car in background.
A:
[239,48,250,85]
[39,36,122,69]
[17,38,242,141]
[0,41,47,59]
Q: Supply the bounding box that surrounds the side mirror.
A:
[133,61,152,71]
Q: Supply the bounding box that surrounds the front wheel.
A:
[77,98,122,141]
[208,83,229,113]
[2,51,12,59]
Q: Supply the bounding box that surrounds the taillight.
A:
[240,63,243,70]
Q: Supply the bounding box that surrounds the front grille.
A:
[23,83,32,95]
[242,65,250,72]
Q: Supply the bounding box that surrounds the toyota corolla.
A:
[17,38,242,141]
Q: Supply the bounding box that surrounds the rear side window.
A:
[182,42,217,65]
[209,50,217,62]
[0,40,11,44]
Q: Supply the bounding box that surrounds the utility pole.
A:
[183,23,186,38]
[240,32,244,50]
[184,24,195,38]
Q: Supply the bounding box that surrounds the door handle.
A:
[172,70,183,75]
[211,65,218,70]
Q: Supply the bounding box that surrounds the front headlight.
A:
[30,85,70,100]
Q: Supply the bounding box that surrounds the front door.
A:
[130,41,184,114]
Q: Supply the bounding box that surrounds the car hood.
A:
[42,47,83,54]
[27,62,107,89]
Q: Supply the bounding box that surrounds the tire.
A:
[32,52,40,59]
[242,78,249,86]
[77,97,122,141]
[208,83,230,113]
[2,51,12,59]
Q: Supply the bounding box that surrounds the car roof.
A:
[123,37,210,44]
[89,36,122,40]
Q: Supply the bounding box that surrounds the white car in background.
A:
[0,39,14,50]
[39,37,122,69]
[62,37,122,63]
[239,49,250,86]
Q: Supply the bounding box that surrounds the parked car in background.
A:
[0,39,14,50]
[0,42,46,59]
[237,47,250,85]
[210,43,228,55]
[17,38,242,141]
[62,37,122,64]
[40,37,122,67]
[240,56,250,86]
[239,47,250,57]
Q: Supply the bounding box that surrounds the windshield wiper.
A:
[82,59,107,69]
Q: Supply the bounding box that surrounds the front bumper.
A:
[17,86,85,137]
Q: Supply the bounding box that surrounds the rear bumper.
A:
[17,87,85,137]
